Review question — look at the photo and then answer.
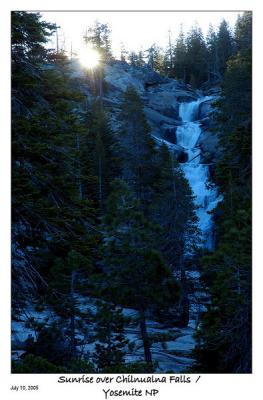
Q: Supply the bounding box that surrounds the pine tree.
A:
[101,179,180,366]
[137,50,145,67]
[172,27,188,81]
[206,23,220,82]
[119,86,158,208]
[83,102,121,210]
[146,44,164,73]
[163,29,174,76]
[120,42,128,62]
[84,21,113,63]
[185,24,208,86]
[194,12,252,373]
[93,302,128,371]
[150,144,200,326]
[83,21,112,104]
[128,51,139,66]
[234,11,252,54]
[217,19,234,76]
[12,11,100,324]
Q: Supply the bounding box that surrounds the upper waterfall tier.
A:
[179,98,204,122]
[176,98,204,155]
[179,96,214,123]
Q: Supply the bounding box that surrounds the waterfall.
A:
[179,97,204,122]
[176,97,221,250]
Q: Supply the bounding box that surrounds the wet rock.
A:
[198,100,213,119]
[144,107,180,127]
[147,91,180,118]
[199,117,211,128]
[161,125,177,144]
[204,86,221,96]
[177,151,188,163]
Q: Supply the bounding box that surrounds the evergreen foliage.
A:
[172,28,188,81]
[84,21,113,62]
[93,302,128,371]
[146,44,165,73]
[193,11,252,373]
[125,20,236,88]
[216,19,234,76]
[101,179,180,365]
[118,86,159,209]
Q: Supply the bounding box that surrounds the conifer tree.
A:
[83,102,121,210]
[120,42,128,62]
[128,51,139,66]
[172,28,188,81]
[93,302,128,371]
[101,179,180,366]
[234,11,252,54]
[150,144,200,326]
[12,11,99,312]
[163,29,174,76]
[146,44,164,73]
[185,24,208,86]
[84,21,113,63]
[119,86,158,209]
[217,19,234,76]
[194,11,252,373]
[206,23,220,82]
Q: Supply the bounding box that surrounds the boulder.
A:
[204,86,221,96]
[147,91,180,118]
[198,100,213,119]
[144,107,180,127]
[151,134,185,160]
[146,80,198,119]
[104,62,167,94]
[104,63,145,94]
[196,130,222,163]
[153,80,198,98]
[131,65,167,86]
[177,151,188,163]
[199,117,211,129]
[160,124,177,144]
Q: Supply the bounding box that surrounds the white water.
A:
[177,97,221,249]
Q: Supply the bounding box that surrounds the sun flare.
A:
[78,47,100,69]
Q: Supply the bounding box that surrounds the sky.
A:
[41,11,241,57]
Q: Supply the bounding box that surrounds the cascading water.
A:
[177,97,221,250]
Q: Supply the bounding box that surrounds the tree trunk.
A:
[96,67,103,110]
[139,308,152,365]
[178,253,189,327]
[98,155,102,207]
[75,133,83,200]
[69,271,77,356]
[178,291,190,328]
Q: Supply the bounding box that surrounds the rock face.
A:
[12,290,203,372]
[199,101,212,120]
[197,128,222,164]
[195,96,222,164]
[70,60,221,166]
[102,61,220,163]
[104,63,146,94]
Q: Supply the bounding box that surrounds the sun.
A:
[78,46,100,69]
